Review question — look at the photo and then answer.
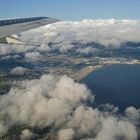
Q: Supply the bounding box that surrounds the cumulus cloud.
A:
[125,106,140,124]
[0,74,139,139]
[10,66,29,75]
[20,129,33,140]
[21,19,140,54]
[24,51,43,61]
[1,19,140,57]
[1,54,20,60]
[0,44,34,56]
[0,75,91,136]
[58,129,74,140]
[76,46,100,55]
[93,117,138,140]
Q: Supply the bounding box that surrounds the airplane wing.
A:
[0,17,60,39]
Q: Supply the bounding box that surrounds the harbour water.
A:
[82,64,140,111]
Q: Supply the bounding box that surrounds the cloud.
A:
[76,46,100,55]
[0,74,139,139]
[24,51,43,61]
[1,54,20,60]
[10,66,29,75]
[92,117,138,140]
[125,106,140,124]
[58,129,74,140]
[20,19,140,54]
[20,129,33,140]
[0,44,34,56]
[0,75,91,136]
[0,45,13,55]
[1,19,140,57]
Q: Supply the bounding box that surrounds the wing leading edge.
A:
[0,17,60,39]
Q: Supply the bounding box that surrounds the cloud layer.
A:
[0,19,140,58]
[0,74,139,139]
[21,19,140,52]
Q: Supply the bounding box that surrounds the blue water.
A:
[82,64,140,111]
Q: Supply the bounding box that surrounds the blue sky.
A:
[0,0,140,20]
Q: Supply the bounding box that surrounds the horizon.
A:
[1,17,140,21]
[0,0,140,20]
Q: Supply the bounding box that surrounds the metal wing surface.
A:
[0,17,60,38]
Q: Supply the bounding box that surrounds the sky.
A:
[0,0,140,20]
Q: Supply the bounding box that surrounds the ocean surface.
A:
[82,64,140,111]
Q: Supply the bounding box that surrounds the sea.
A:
[82,64,140,111]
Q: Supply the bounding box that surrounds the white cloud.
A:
[125,106,140,124]
[20,129,33,140]
[93,117,138,140]
[21,19,140,53]
[67,106,101,137]
[24,51,43,61]
[1,19,140,57]
[10,66,29,75]
[1,54,20,60]
[0,44,34,56]
[58,129,74,140]
[0,45,13,55]
[0,75,91,136]
[0,74,139,139]
[76,46,100,55]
